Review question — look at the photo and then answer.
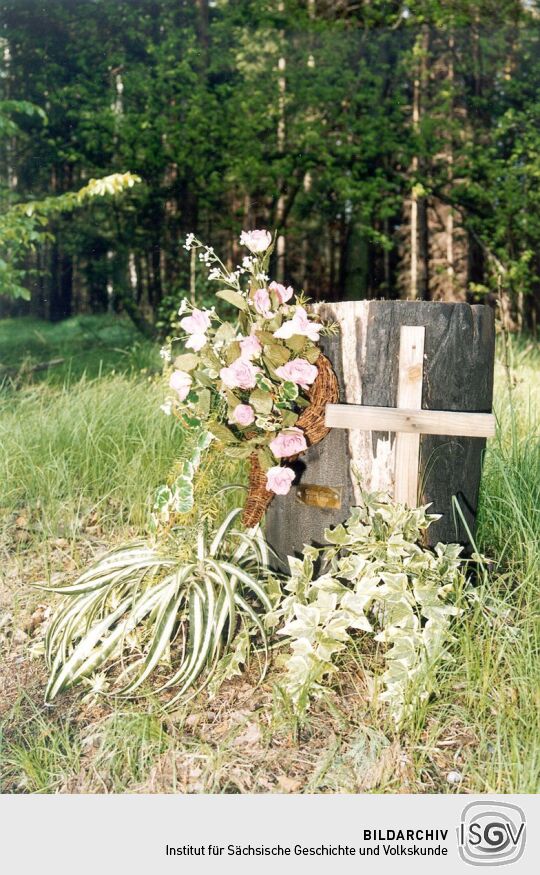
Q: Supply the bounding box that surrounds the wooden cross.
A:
[324,325,496,507]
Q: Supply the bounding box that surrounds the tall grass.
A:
[402,337,540,793]
[0,316,183,542]
[0,374,186,541]
[0,314,158,382]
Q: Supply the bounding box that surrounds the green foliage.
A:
[0,701,82,793]
[273,492,466,723]
[0,319,181,540]
[0,172,140,300]
[151,429,213,525]
[42,509,277,707]
[0,314,158,379]
[3,1,539,315]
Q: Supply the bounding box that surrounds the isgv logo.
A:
[458,801,526,866]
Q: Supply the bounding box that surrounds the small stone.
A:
[12,629,29,644]
[447,770,462,785]
[233,721,262,748]
[0,613,13,630]
[277,776,302,793]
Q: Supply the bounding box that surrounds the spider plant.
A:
[41,509,276,707]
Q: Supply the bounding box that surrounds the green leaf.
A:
[154,485,172,509]
[264,342,291,368]
[249,387,274,415]
[194,388,211,418]
[216,289,248,311]
[225,341,241,364]
[194,369,215,389]
[42,511,274,707]
[206,422,238,444]
[285,335,307,353]
[173,353,199,372]
[257,447,274,471]
[199,348,222,372]
[256,331,277,345]
[214,322,237,343]
[225,444,255,459]
[225,388,242,408]
[281,410,299,427]
[280,381,299,401]
[303,345,320,365]
[256,372,274,393]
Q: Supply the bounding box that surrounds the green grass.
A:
[0,316,184,542]
[0,696,82,793]
[0,314,159,383]
[0,317,538,794]
[401,335,540,792]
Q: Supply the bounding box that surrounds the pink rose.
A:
[239,333,262,360]
[232,404,255,427]
[265,465,296,495]
[253,288,274,319]
[269,427,308,459]
[220,357,260,390]
[169,370,192,402]
[269,281,294,304]
[275,358,318,390]
[240,229,272,253]
[180,308,211,335]
[273,305,321,342]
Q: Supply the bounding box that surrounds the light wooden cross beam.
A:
[324,325,496,507]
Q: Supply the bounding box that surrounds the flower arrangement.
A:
[161,230,338,524]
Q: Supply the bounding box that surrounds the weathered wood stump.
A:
[266,300,495,570]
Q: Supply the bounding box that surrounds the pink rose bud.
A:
[169,370,192,402]
[239,229,272,253]
[269,427,308,459]
[232,404,255,426]
[275,358,318,390]
[219,357,260,390]
[265,465,296,495]
[269,281,294,304]
[253,288,274,319]
[180,308,211,335]
[239,333,263,360]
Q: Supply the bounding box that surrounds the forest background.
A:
[2,0,540,332]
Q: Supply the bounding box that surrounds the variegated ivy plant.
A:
[269,491,466,724]
[160,229,334,498]
[152,428,213,527]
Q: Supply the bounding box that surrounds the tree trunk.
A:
[48,239,73,322]
[266,300,495,570]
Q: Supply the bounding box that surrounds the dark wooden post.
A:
[265,301,495,570]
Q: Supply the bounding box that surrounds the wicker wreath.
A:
[242,353,339,527]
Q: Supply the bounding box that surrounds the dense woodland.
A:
[1,0,540,333]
